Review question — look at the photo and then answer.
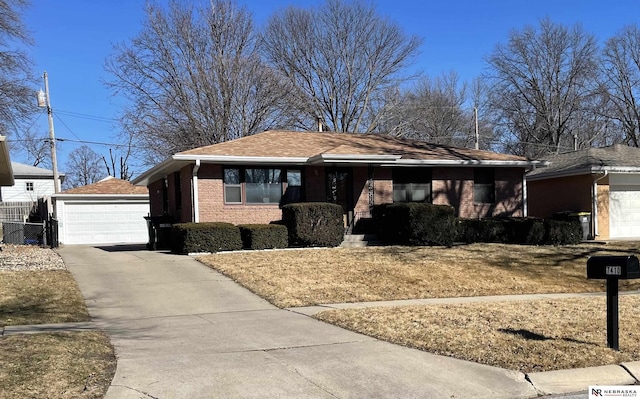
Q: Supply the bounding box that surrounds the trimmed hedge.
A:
[282,202,344,247]
[239,224,289,250]
[171,222,242,254]
[373,203,456,247]
[456,217,582,246]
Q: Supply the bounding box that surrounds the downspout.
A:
[192,160,201,223]
[522,172,528,217]
[593,171,608,238]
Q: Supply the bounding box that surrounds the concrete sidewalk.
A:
[58,245,637,398]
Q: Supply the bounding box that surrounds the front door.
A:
[326,168,353,226]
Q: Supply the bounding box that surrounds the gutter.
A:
[192,159,201,223]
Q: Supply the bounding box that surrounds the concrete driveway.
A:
[59,245,539,399]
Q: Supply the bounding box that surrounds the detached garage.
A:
[527,144,640,240]
[52,177,149,245]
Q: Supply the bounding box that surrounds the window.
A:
[223,167,294,205]
[245,169,282,204]
[474,168,495,203]
[25,182,34,192]
[224,168,242,204]
[282,169,302,204]
[393,169,432,203]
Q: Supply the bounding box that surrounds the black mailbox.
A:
[586,254,640,351]
[586,255,640,280]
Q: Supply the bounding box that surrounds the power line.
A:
[55,109,118,123]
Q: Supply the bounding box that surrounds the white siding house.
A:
[0,162,63,202]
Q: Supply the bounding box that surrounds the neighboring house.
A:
[51,176,149,245]
[0,162,63,202]
[132,130,544,227]
[527,144,640,240]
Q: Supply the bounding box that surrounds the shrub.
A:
[239,224,288,250]
[373,203,456,247]
[506,217,546,245]
[457,218,508,244]
[457,217,580,245]
[544,219,583,246]
[281,202,344,247]
[171,222,242,254]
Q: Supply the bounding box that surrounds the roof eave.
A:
[526,165,640,181]
[381,159,547,168]
[52,193,149,199]
[132,155,310,186]
[308,153,402,164]
[0,136,14,186]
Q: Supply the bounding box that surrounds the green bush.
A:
[544,219,583,246]
[171,222,242,254]
[282,202,344,247]
[373,203,456,247]
[239,224,288,250]
[506,218,546,245]
[456,217,580,246]
[457,218,508,244]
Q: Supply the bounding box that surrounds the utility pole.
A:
[474,107,479,150]
[38,71,60,193]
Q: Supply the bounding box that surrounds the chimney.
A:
[317,117,323,132]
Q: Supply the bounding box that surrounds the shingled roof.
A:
[527,144,640,180]
[61,176,148,195]
[133,130,545,186]
[180,130,528,162]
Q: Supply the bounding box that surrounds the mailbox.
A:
[586,255,640,280]
[586,254,640,351]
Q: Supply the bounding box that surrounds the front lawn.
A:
[197,242,640,307]
[197,241,640,373]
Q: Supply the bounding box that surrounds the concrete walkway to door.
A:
[59,245,539,399]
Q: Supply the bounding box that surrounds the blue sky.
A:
[20,0,640,177]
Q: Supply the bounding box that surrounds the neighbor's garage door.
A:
[62,201,149,245]
[609,174,640,239]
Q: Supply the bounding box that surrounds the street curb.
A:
[2,321,97,335]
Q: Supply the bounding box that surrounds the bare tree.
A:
[62,145,103,190]
[486,18,601,157]
[0,0,36,141]
[105,0,294,165]
[601,24,640,147]
[261,0,422,133]
[16,128,50,167]
[102,147,133,181]
[390,72,469,145]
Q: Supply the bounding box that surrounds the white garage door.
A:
[62,201,149,245]
[609,174,640,239]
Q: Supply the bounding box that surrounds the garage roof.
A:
[527,144,640,181]
[60,176,149,195]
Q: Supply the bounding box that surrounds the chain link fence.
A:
[2,221,46,245]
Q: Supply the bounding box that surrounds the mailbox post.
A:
[586,255,640,351]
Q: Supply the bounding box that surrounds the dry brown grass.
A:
[316,296,640,373]
[0,249,116,398]
[0,331,116,399]
[0,271,90,326]
[198,241,640,372]
[197,241,640,307]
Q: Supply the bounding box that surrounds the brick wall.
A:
[197,164,282,224]
[528,174,593,218]
[305,166,325,201]
[373,168,392,205]
[148,179,164,216]
[432,167,524,218]
[597,184,610,239]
